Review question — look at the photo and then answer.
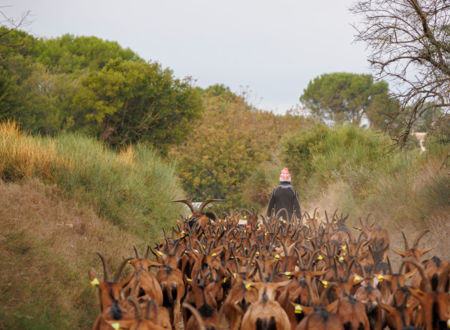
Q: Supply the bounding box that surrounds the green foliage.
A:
[170,91,310,209]
[300,73,397,126]
[37,34,141,73]
[71,58,203,149]
[425,114,450,154]
[0,122,184,238]
[281,124,393,200]
[0,28,202,152]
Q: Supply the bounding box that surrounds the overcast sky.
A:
[6,0,371,114]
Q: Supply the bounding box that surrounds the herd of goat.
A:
[88,200,450,330]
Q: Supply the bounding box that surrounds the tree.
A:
[299,73,396,125]
[350,0,450,147]
[72,59,203,150]
[37,34,140,73]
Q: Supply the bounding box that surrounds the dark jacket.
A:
[267,181,302,221]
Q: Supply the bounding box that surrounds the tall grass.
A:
[0,121,184,239]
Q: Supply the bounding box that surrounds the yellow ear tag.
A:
[353,275,361,283]
[181,231,185,235]
[211,252,217,257]
[339,256,344,263]
[321,280,328,288]
[317,255,323,261]
[377,275,384,282]
[186,278,192,282]
[90,278,100,287]
[243,215,247,219]
[284,272,292,278]
[255,251,260,256]
[111,323,121,330]
[264,232,268,236]
[223,277,227,283]
[245,283,252,291]
[306,238,311,242]
[274,254,280,260]
[341,245,347,251]
[157,251,164,256]
[294,304,303,314]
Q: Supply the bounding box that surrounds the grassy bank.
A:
[0,122,186,328]
[0,122,184,239]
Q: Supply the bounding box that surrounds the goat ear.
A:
[392,249,408,257]
[417,247,433,256]
[146,260,162,269]
[107,320,134,329]
[119,273,134,289]
[408,288,426,301]
[325,300,339,314]
[378,300,395,313]
[402,269,417,280]
[88,270,96,280]
[290,302,313,316]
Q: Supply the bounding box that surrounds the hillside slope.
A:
[0,179,148,328]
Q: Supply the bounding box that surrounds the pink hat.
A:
[280,168,291,182]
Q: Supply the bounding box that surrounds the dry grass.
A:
[302,154,450,269]
[0,178,149,329]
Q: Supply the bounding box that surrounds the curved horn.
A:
[114,257,132,282]
[144,245,150,259]
[133,245,140,259]
[96,252,110,282]
[401,231,409,250]
[172,199,195,214]
[412,230,429,249]
[279,237,289,257]
[402,258,431,292]
[275,208,289,221]
[126,296,142,319]
[256,260,265,282]
[437,263,450,293]
[182,303,206,330]
[198,199,225,212]
[294,247,305,269]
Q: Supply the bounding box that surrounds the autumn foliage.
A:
[170,86,312,209]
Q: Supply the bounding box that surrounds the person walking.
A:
[267,168,302,221]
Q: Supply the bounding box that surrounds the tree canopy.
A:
[0,28,202,151]
[299,73,397,126]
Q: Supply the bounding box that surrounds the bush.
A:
[281,123,393,200]
[0,122,184,238]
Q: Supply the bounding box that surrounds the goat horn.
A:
[114,257,132,282]
[412,230,429,249]
[172,199,195,214]
[401,231,409,250]
[182,303,206,330]
[437,263,450,293]
[96,252,111,282]
[144,245,150,259]
[145,298,157,320]
[126,296,142,319]
[133,245,140,259]
[387,256,393,275]
[402,258,431,292]
[294,247,305,269]
[256,260,265,282]
[198,199,225,212]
